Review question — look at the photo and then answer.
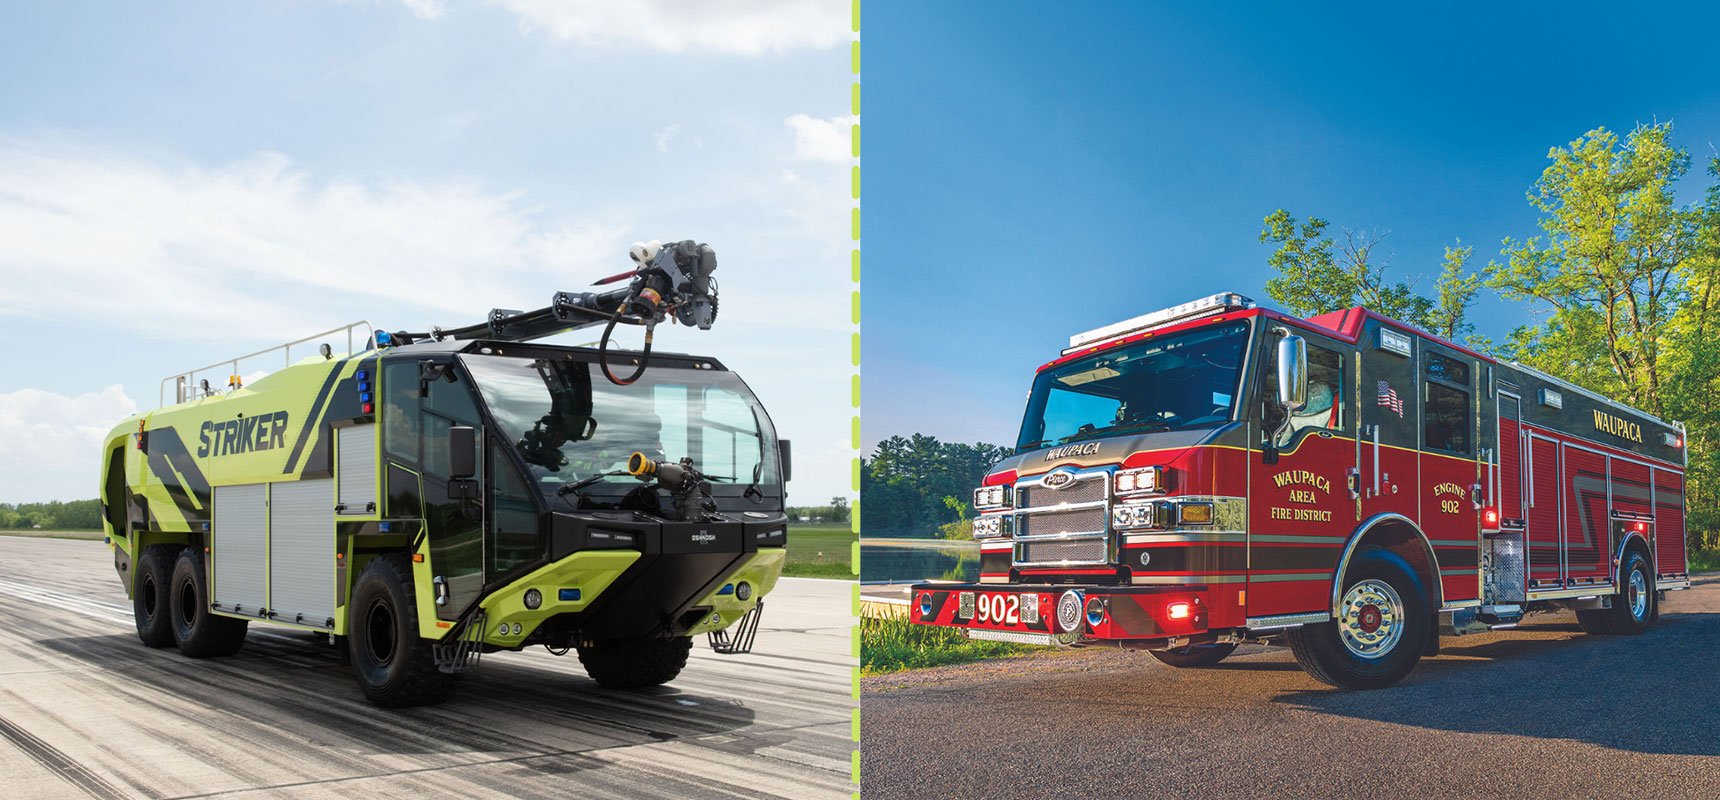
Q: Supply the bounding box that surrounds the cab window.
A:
[1423,352,1472,455]
[1264,343,1345,444]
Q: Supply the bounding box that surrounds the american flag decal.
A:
[1377,381,1404,417]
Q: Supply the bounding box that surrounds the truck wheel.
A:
[577,637,693,689]
[168,548,248,658]
[133,544,178,648]
[346,554,455,708]
[1602,551,1654,635]
[1288,546,1429,690]
[1148,642,1237,668]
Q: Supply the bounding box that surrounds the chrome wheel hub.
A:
[1628,569,1649,620]
[1338,579,1404,659]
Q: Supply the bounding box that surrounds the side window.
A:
[1264,342,1345,444]
[489,439,541,575]
[382,362,421,464]
[1423,352,1472,455]
[420,367,482,477]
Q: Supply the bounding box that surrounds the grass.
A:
[861,610,1034,675]
[1688,547,1719,574]
[784,522,856,579]
[0,528,103,541]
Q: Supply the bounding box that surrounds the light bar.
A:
[1066,292,1255,352]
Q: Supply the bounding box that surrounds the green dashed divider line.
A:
[849,1,862,795]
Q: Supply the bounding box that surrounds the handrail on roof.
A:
[158,321,375,407]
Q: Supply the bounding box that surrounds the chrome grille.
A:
[1019,539,1107,564]
[1012,465,1113,568]
[1017,508,1106,537]
[1018,480,1107,508]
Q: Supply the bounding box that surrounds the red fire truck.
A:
[911,293,1692,688]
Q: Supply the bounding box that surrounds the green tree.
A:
[1487,124,1693,416]
[1260,209,1476,337]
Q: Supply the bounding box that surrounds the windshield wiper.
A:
[556,470,632,496]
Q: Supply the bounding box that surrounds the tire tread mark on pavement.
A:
[0,712,132,800]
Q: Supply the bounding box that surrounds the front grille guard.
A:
[1011,466,1115,568]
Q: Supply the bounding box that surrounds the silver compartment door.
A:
[268,478,335,628]
[336,423,377,516]
[212,483,267,614]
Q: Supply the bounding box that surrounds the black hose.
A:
[598,306,651,386]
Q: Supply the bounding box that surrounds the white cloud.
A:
[653,123,681,152]
[784,113,852,163]
[398,0,449,19]
[0,139,629,340]
[489,0,848,55]
[0,385,137,502]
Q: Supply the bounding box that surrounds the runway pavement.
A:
[862,574,1720,799]
[0,536,854,800]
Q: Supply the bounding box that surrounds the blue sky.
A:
[863,1,1720,453]
[0,0,851,502]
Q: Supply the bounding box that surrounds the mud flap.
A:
[708,599,762,655]
[1424,612,1440,656]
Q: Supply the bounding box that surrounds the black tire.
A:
[346,555,455,708]
[1288,546,1429,690]
[1575,608,1613,634]
[1602,551,1654,635]
[133,544,178,648]
[577,637,693,689]
[1148,642,1237,668]
[168,548,248,658]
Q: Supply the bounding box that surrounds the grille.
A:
[1019,479,1107,508]
[1020,539,1107,564]
[1017,508,1106,536]
[1486,533,1525,603]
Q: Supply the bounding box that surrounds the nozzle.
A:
[627,452,657,477]
[627,452,688,489]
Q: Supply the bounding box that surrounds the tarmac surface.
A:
[862,573,1720,799]
[0,536,854,799]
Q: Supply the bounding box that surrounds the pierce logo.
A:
[1044,442,1101,461]
[691,531,716,545]
[1042,470,1076,489]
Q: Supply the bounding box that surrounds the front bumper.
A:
[909,582,1211,646]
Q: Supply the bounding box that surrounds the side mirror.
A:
[448,425,476,479]
[1277,334,1308,413]
[778,439,793,483]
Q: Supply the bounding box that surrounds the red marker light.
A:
[361,402,374,415]
[1482,507,1499,527]
[1632,521,1647,533]
[1166,602,1192,620]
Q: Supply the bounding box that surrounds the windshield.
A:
[1017,320,1251,451]
[462,355,779,498]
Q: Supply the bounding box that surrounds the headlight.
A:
[973,484,1012,510]
[1115,465,1167,495]
[972,515,1007,538]
[523,588,542,610]
[1111,502,1163,530]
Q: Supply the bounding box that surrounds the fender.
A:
[1329,512,1443,619]
[1612,530,1652,587]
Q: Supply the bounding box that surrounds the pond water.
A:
[860,540,981,583]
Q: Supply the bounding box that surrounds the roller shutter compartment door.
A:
[1525,437,1561,588]
[1654,469,1687,575]
[337,424,378,516]
[1562,446,1609,583]
[213,483,267,614]
[268,479,336,628]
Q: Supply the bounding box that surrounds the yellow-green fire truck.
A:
[98,242,793,707]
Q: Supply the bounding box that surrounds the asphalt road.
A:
[862,574,1720,799]
[0,537,854,800]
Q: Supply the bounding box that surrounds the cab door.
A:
[1357,320,1419,525]
[1250,327,1355,617]
[1417,343,1481,603]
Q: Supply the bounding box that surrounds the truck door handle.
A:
[1346,468,1361,500]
